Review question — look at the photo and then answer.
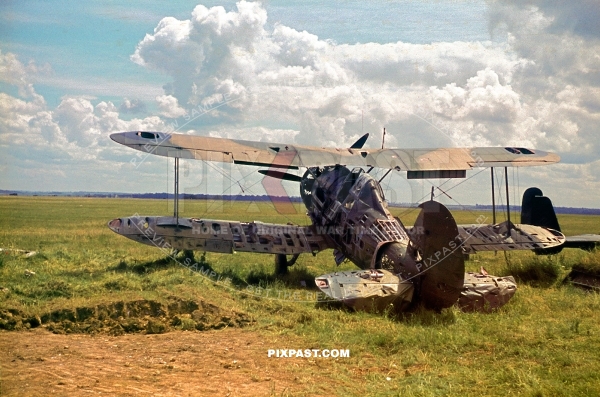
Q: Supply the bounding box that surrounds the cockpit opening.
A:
[505,147,534,155]
[337,168,363,202]
[137,131,159,140]
[357,178,386,213]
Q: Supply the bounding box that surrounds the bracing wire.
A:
[200,160,304,225]
[494,168,506,222]
[516,167,521,214]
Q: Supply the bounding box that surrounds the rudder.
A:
[521,187,563,254]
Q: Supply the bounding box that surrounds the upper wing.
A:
[111,131,560,171]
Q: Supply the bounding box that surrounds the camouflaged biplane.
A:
[108,130,592,313]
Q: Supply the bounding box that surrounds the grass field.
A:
[1,196,600,396]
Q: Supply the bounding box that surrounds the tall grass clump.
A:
[501,253,565,287]
[572,249,600,276]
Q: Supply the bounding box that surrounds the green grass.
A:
[1,196,600,396]
[572,250,600,276]
[501,254,564,287]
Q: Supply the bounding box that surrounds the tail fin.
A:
[521,187,561,231]
[521,187,563,254]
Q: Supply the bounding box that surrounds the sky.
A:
[1,0,599,209]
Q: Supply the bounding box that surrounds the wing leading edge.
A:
[110,131,560,171]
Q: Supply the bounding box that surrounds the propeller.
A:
[258,133,369,183]
[412,200,465,310]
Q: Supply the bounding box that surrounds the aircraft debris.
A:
[566,269,600,292]
[0,248,38,257]
[458,271,517,312]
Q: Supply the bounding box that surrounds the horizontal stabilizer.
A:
[455,222,565,253]
[564,235,600,251]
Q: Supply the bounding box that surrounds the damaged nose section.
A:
[315,269,414,313]
[108,218,122,233]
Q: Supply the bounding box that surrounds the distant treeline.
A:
[2,191,599,215]
[109,193,303,202]
[464,204,600,216]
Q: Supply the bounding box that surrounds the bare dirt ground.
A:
[0,328,337,396]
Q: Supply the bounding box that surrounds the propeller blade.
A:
[258,170,302,182]
[350,133,369,149]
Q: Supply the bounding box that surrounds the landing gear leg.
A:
[181,250,195,262]
[275,254,300,275]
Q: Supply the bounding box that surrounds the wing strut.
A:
[174,157,179,224]
[378,168,392,183]
[491,167,496,224]
[505,167,511,234]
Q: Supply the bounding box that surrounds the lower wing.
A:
[108,215,331,255]
[406,221,565,254]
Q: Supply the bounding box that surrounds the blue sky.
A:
[1,1,489,107]
[1,1,599,209]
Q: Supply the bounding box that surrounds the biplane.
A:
[107,130,582,312]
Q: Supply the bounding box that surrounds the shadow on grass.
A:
[110,257,178,274]
[245,266,318,290]
[314,299,456,326]
[106,252,252,289]
[396,306,457,326]
[314,300,353,312]
[110,250,203,275]
[211,267,249,289]
[11,279,73,300]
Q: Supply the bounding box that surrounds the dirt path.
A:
[0,328,336,396]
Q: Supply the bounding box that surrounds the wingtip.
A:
[109,132,126,144]
[540,150,560,164]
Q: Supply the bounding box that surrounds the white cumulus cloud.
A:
[155,94,187,118]
[2,1,600,206]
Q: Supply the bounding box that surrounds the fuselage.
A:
[302,166,419,277]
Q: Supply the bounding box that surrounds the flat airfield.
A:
[1,196,600,396]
